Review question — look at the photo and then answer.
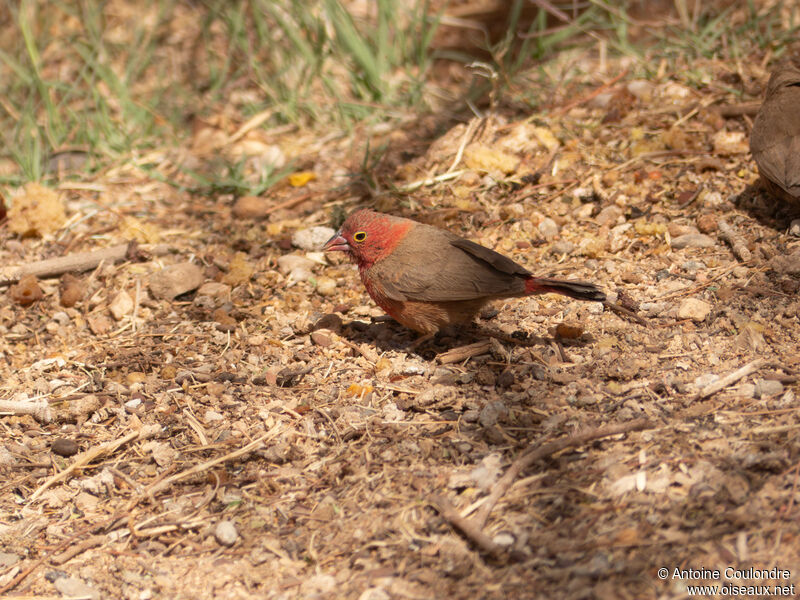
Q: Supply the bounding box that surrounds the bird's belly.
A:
[359,266,488,334]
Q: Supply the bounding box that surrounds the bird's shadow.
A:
[334,315,589,362]
[734,182,800,230]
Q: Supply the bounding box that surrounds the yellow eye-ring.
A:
[353,231,367,243]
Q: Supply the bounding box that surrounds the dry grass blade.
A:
[144,431,276,499]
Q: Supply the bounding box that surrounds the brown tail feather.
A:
[525,277,606,302]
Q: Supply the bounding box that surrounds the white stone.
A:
[214,520,238,546]
[292,226,336,250]
[109,290,134,320]
[316,276,337,296]
[677,298,712,322]
[277,254,315,274]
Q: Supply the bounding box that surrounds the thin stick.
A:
[717,218,752,262]
[604,300,648,326]
[430,495,506,560]
[692,359,764,401]
[446,118,481,173]
[397,170,466,193]
[437,340,492,364]
[51,533,106,565]
[145,432,272,498]
[473,418,652,528]
[0,243,168,286]
[0,399,51,422]
[29,430,145,502]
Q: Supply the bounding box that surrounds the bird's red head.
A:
[322,209,412,268]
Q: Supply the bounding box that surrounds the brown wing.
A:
[369,224,528,302]
[751,72,800,198]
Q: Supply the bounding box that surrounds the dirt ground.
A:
[2,21,800,600]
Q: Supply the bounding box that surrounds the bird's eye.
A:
[353,231,367,243]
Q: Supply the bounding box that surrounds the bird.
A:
[322,209,605,340]
[750,58,800,205]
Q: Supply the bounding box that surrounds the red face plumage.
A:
[322,209,412,268]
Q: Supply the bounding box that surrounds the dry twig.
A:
[430,495,506,561]
[437,340,492,364]
[603,301,649,326]
[0,243,168,286]
[145,432,274,499]
[717,218,752,262]
[0,398,51,422]
[691,358,764,402]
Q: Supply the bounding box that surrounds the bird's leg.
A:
[407,332,436,352]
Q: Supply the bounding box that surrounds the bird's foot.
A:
[407,332,436,352]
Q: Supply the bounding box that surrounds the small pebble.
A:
[109,290,134,320]
[292,226,336,250]
[755,379,784,398]
[677,298,712,322]
[732,266,749,278]
[550,240,575,255]
[51,311,70,325]
[316,276,337,296]
[358,588,391,600]
[311,330,332,347]
[538,218,559,241]
[671,233,715,249]
[9,274,43,306]
[668,223,699,237]
[204,410,224,422]
[213,308,237,332]
[478,401,508,428]
[462,409,480,422]
[232,195,270,219]
[586,302,604,315]
[626,79,654,99]
[276,254,315,275]
[595,205,623,226]
[497,370,515,388]
[289,267,313,282]
[0,552,20,568]
[214,520,239,546]
[51,438,79,457]
[53,576,99,600]
[696,214,718,233]
[196,282,231,300]
[790,219,800,237]
[492,532,516,548]
[769,252,800,276]
[682,260,704,273]
[59,273,84,307]
[149,263,204,300]
[712,130,748,155]
[313,313,343,332]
